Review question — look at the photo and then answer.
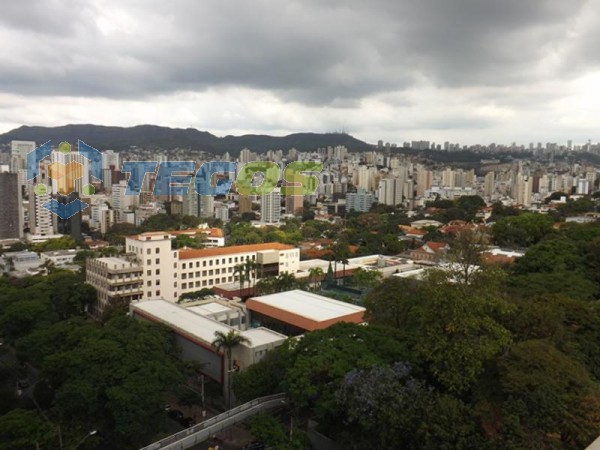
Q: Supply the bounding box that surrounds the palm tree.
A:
[233,264,246,297]
[244,258,259,292]
[308,267,324,291]
[212,330,251,408]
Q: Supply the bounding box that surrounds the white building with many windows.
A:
[87,233,301,311]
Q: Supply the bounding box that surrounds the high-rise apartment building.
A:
[484,172,495,198]
[260,188,281,223]
[346,189,375,212]
[0,173,23,239]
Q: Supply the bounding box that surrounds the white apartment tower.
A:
[260,188,281,223]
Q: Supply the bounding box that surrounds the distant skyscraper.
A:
[215,204,229,222]
[0,173,23,239]
[260,188,281,223]
[377,178,403,206]
[239,148,252,164]
[238,195,253,214]
[346,189,374,213]
[484,172,495,198]
[199,195,215,218]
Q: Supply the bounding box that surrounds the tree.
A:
[171,234,206,249]
[233,263,246,296]
[364,277,424,328]
[308,267,324,291]
[178,288,215,303]
[247,413,309,450]
[33,316,183,448]
[491,213,555,248]
[212,330,251,406]
[336,363,482,450]
[351,268,382,291]
[496,340,600,448]
[445,229,487,285]
[283,323,409,421]
[0,409,57,450]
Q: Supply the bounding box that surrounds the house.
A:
[409,241,450,263]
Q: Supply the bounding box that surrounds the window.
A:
[182,273,187,280]
[235,257,238,263]
[174,282,177,287]
[155,290,160,296]
[156,269,160,275]
[202,270,207,276]
[228,258,232,263]
[173,263,177,269]
[215,269,220,275]
[155,258,159,264]
[196,262,200,268]
[155,248,159,254]
[196,271,200,277]
[146,248,151,255]
[222,258,225,264]
[147,270,151,276]
[147,281,151,287]
[182,263,186,269]
[209,270,213,276]
[147,291,151,297]
[195,281,200,287]
[147,259,151,265]
[209,260,213,266]
[182,283,187,289]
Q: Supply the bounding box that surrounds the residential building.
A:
[260,188,281,224]
[0,172,23,239]
[346,189,375,212]
[86,256,144,316]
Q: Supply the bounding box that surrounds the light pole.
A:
[74,430,97,449]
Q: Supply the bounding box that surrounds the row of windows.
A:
[181,267,235,279]
[180,276,232,290]
[181,255,255,270]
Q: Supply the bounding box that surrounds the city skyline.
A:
[1,0,600,145]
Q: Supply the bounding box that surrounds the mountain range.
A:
[0,124,372,154]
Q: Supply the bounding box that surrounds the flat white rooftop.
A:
[132,299,284,348]
[248,289,365,322]
[133,299,230,345]
[241,327,287,347]
[187,302,234,316]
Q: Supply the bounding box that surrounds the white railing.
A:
[139,393,286,450]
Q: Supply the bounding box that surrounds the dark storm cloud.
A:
[0,0,593,105]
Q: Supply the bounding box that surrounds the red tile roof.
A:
[179,242,295,260]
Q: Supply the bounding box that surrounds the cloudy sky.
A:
[1,0,599,145]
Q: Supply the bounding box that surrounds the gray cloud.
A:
[0,0,599,144]
[0,0,591,104]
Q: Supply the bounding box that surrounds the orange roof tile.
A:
[424,241,449,252]
[179,242,295,260]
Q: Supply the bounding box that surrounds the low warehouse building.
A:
[246,289,366,336]
[130,299,286,384]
